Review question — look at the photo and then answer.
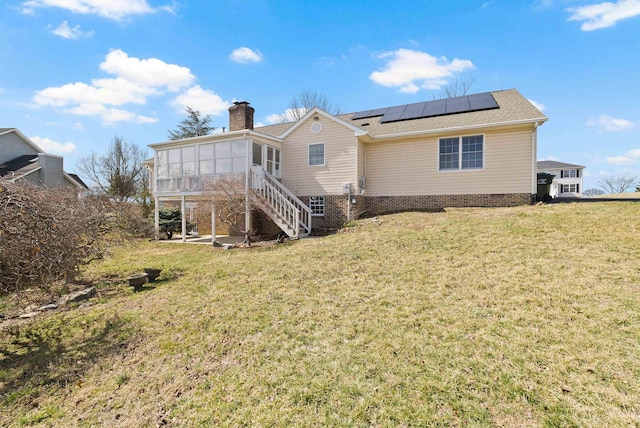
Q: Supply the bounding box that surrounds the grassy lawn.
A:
[1,202,639,427]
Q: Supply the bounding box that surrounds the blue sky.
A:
[2,0,640,191]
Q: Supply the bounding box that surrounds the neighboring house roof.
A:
[255,89,547,139]
[66,173,89,189]
[0,154,39,178]
[537,160,585,170]
[0,128,46,154]
[1,130,88,187]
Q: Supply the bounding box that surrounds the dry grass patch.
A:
[1,202,640,426]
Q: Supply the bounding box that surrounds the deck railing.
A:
[249,166,311,237]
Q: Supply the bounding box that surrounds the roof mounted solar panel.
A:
[351,107,392,120]
[423,103,447,116]
[445,98,471,114]
[399,109,425,121]
[381,111,404,122]
[355,91,500,124]
[468,92,499,110]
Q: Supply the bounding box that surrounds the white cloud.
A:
[30,136,76,154]
[369,49,474,93]
[568,0,640,31]
[32,49,205,124]
[528,99,545,111]
[66,103,156,124]
[606,148,640,165]
[100,49,193,91]
[264,108,307,124]
[171,85,230,116]
[229,47,264,64]
[587,114,635,132]
[21,0,171,21]
[51,21,94,39]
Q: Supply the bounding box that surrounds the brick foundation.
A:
[298,193,533,230]
[365,193,533,219]
[299,195,365,231]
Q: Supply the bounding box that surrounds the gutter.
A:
[148,129,282,149]
[365,117,548,142]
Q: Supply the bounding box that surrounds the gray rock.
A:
[19,311,39,319]
[59,286,97,305]
[38,303,59,311]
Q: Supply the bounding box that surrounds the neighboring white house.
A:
[147,89,547,239]
[537,160,585,198]
[0,128,87,190]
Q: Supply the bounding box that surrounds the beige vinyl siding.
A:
[357,140,366,193]
[365,127,534,196]
[281,116,358,195]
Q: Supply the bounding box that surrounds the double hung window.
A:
[439,135,484,171]
[309,143,325,166]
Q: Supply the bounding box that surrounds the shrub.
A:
[0,179,128,295]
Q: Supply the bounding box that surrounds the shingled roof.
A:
[254,89,546,139]
[537,160,585,170]
[0,154,39,177]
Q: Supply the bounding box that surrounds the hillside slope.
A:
[2,202,639,426]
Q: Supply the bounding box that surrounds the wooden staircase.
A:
[249,166,312,239]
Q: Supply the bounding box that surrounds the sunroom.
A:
[148,130,310,243]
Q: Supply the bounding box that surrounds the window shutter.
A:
[576,169,580,177]
[576,184,580,193]
[560,170,564,178]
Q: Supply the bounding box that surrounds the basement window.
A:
[309,196,325,216]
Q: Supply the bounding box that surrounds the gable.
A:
[279,107,367,139]
[0,129,43,164]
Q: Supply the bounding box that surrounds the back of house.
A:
[148,89,547,238]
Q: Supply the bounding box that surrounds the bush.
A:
[156,207,189,239]
[0,179,129,295]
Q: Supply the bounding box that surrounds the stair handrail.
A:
[249,166,311,235]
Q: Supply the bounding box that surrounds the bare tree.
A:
[275,90,341,123]
[77,136,147,203]
[598,174,639,194]
[169,106,216,140]
[439,74,477,98]
[200,176,254,244]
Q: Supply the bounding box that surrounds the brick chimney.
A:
[228,101,254,131]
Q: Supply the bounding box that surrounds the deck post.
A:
[245,170,251,240]
[154,196,159,241]
[181,196,187,243]
[211,204,216,246]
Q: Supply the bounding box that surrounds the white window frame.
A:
[562,169,578,178]
[438,134,484,171]
[199,144,215,175]
[157,149,169,178]
[309,196,325,216]
[561,183,579,193]
[308,143,325,167]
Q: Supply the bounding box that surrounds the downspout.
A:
[245,136,252,241]
[531,122,539,202]
[154,196,159,241]
[181,196,187,242]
